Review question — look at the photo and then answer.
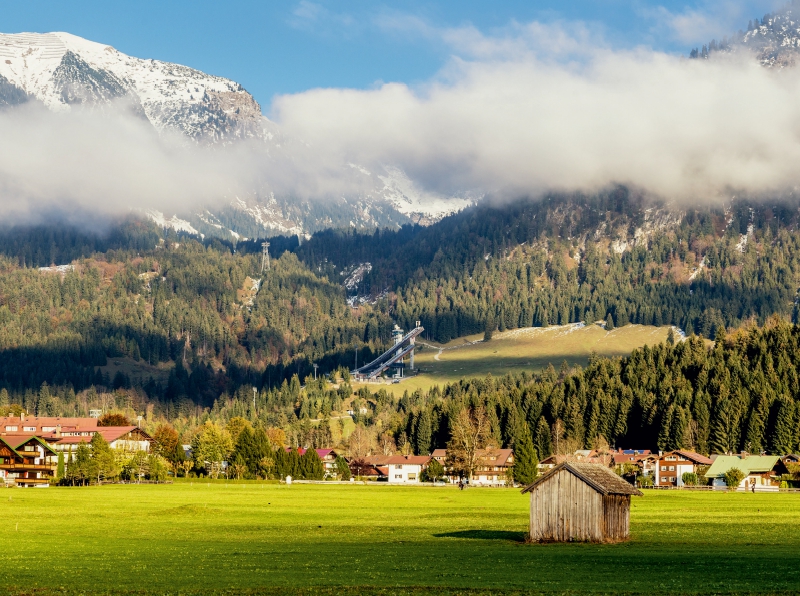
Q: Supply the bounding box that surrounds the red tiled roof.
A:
[285,448,335,458]
[0,416,99,431]
[668,450,713,465]
[52,427,152,445]
[1,434,56,453]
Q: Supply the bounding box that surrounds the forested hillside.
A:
[3,189,800,456]
[294,189,800,343]
[0,222,394,410]
[191,319,800,458]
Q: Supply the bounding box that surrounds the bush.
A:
[682,472,699,486]
[636,474,654,487]
[723,467,746,489]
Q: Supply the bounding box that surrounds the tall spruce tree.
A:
[770,398,797,455]
[512,430,539,486]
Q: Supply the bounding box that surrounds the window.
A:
[669,466,675,471]
[23,426,36,432]
[42,427,56,432]
[665,456,677,461]
[408,474,417,480]
[661,465,667,471]
[394,474,402,479]
[4,426,17,432]
[394,464,403,469]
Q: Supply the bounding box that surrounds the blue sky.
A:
[2,0,777,109]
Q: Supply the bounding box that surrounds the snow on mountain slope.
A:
[0,31,473,233]
[0,32,272,142]
[144,209,199,235]
[375,165,475,222]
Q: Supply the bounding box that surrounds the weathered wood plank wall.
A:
[529,469,632,542]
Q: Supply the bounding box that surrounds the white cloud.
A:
[272,21,800,202]
[640,1,779,46]
[5,14,800,222]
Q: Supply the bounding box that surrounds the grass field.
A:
[3,483,800,595]
[361,323,673,395]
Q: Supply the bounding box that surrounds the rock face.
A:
[0,32,272,142]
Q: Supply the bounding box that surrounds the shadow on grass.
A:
[433,529,526,542]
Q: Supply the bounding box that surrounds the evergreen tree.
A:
[534,417,552,459]
[512,430,539,486]
[415,410,432,455]
[770,398,797,455]
[335,455,351,480]
[299,448,324,480]
[56,451,65,481]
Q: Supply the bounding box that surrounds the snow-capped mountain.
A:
[690,3,800,68]
[0,32,271,142]
[0,31,472,236]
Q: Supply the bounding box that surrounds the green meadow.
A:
[3,483,800,595]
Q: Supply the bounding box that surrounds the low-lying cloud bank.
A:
[4,20,800,223]
[274,45,800,202]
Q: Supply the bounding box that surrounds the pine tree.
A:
[415,410,432,455]
[770,398,797,455]
[534,417,552,459]
[56,451,65,481]
[512,430,539,486]
[299,448,324,480]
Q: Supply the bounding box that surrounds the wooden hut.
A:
[521,462,642,543]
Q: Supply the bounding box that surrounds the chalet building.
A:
[361,454,431,483]
[431,448,514,485]
[51,426,153,454]
[0,436,57,487]
[705,455,789,491]
[521,462,642,543]
[654,450,713,487]
[781,454,800,466]
[0,416,152,454]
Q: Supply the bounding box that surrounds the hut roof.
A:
[521,462,643,496]
[705,455,782,478]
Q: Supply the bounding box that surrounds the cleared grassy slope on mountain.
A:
[372,323,672,395]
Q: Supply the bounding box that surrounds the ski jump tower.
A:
[353,321,423,381]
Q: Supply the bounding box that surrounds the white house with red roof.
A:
[362,454,431,483]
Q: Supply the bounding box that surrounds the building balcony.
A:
[0,463,56,472]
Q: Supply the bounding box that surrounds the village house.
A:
[654,450,713,487]
[521,462,643,543]
[50,426,153,454]
[431,448,514,485]
[0,436,57,487]
[0,416,153,454]
[362,454,431,483]
[705,455,789,491]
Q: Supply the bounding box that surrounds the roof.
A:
[663,450,713,465]
[521,462,643,496]
[705,455,783,478]
[0,416,99,431]
[2,435,56,453]
[52,426,152,445]
[428,448,513,466]
[285,448,336,458]
[360,455,430,466]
